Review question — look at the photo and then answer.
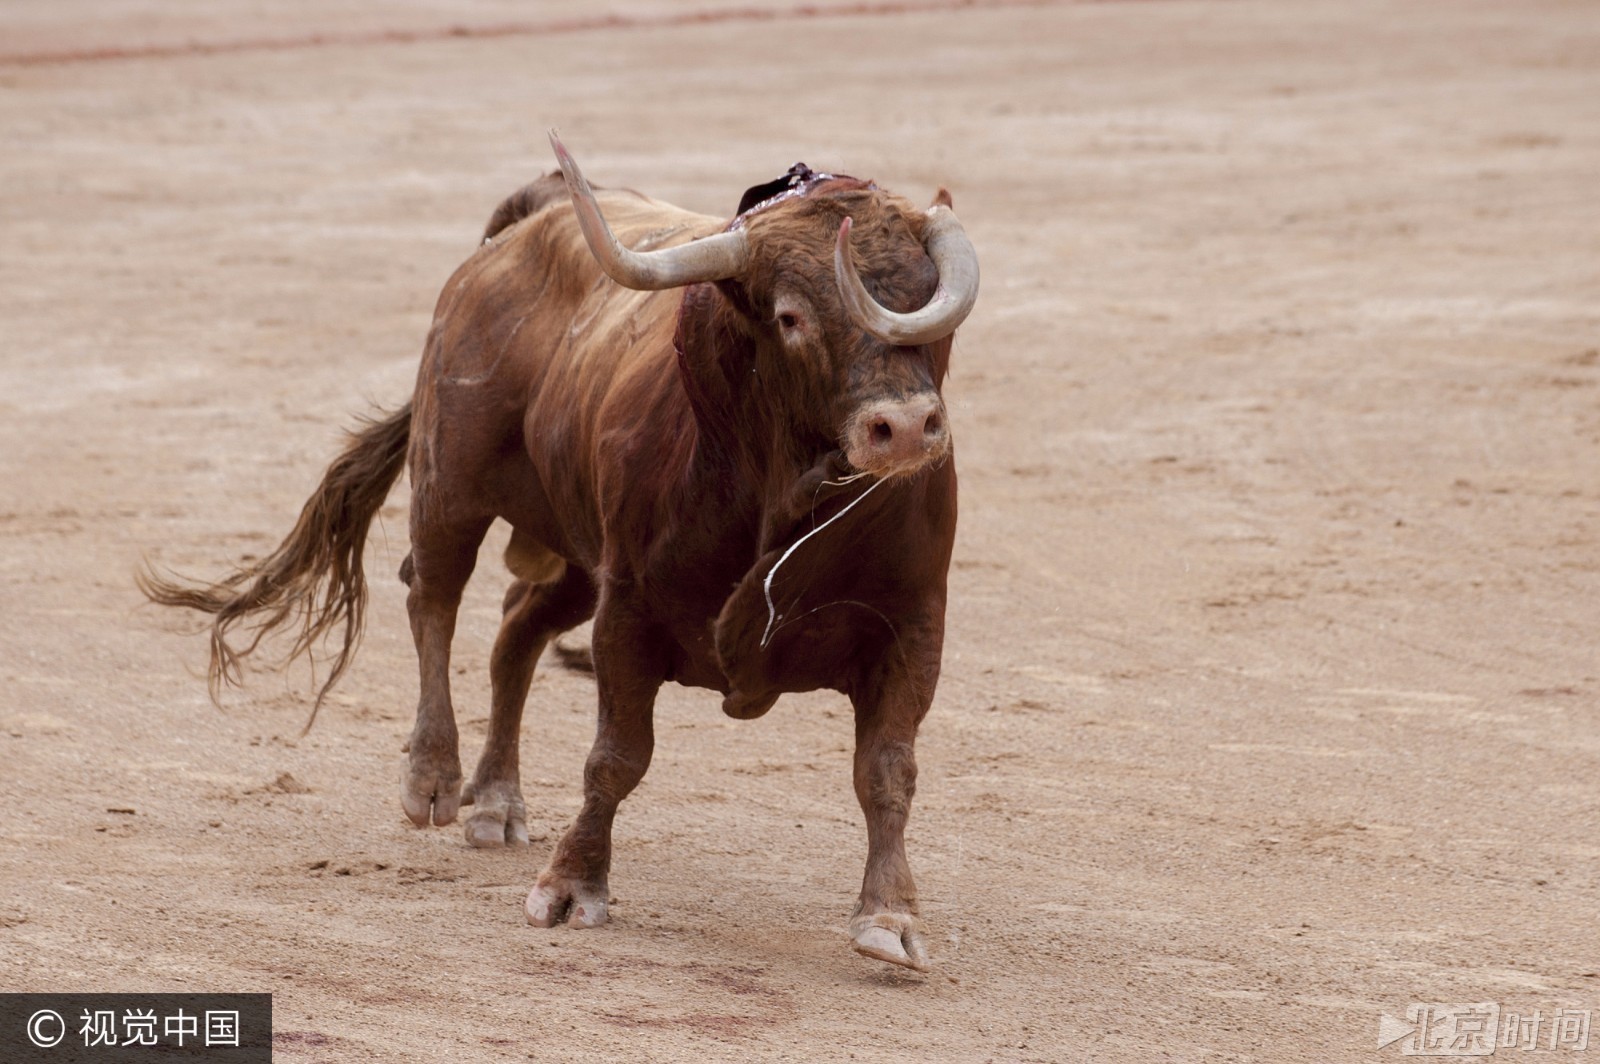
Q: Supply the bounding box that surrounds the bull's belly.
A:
[662,622,733,693]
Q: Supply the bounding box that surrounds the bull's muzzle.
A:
[845,394,951,478]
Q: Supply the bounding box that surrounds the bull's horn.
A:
[549,130,749,291]
[835,207,979,346]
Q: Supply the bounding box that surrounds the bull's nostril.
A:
[870,420,894,445]
[923,411,943,436]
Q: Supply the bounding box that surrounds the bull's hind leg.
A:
[399,515,492,828]
[462,534,596,848]
[525,588,666,929]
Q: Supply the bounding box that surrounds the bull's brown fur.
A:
[143,165,967,971]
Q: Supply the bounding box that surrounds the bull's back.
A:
[412,178,721,567]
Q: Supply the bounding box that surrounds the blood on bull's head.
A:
[549,132,979,482]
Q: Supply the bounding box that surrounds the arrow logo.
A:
[1378,1012,1418,1050]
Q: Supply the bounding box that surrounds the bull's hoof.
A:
[461,779,530,848]
[399,755,462,828]
[850,912,931,972]
[524,872,609,929]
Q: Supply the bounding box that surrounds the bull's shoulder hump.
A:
[482,174,570,241]
[582,189,727,246]
[482,176,717,235]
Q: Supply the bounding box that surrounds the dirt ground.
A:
[2,1,1597,1060]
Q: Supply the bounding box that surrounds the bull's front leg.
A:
[848,653,938,972]
[524,589,665,929]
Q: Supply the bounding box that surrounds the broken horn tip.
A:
[548,130,572,164]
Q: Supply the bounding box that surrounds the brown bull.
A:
[141,133,978,971]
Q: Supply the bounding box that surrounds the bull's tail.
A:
[138,403,413,728]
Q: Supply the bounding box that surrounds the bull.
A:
[141,133,978,971]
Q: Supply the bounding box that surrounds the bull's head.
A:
[549,133,978,481]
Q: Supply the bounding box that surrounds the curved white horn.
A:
[834,207,980,346]
[549,130,748,291]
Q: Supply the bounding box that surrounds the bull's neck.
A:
[672,286,838,529]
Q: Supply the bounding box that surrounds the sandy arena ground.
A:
[2,1,1598,1060]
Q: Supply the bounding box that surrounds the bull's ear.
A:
[931,187,954,210]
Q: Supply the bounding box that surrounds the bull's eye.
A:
[777,311,800,331]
